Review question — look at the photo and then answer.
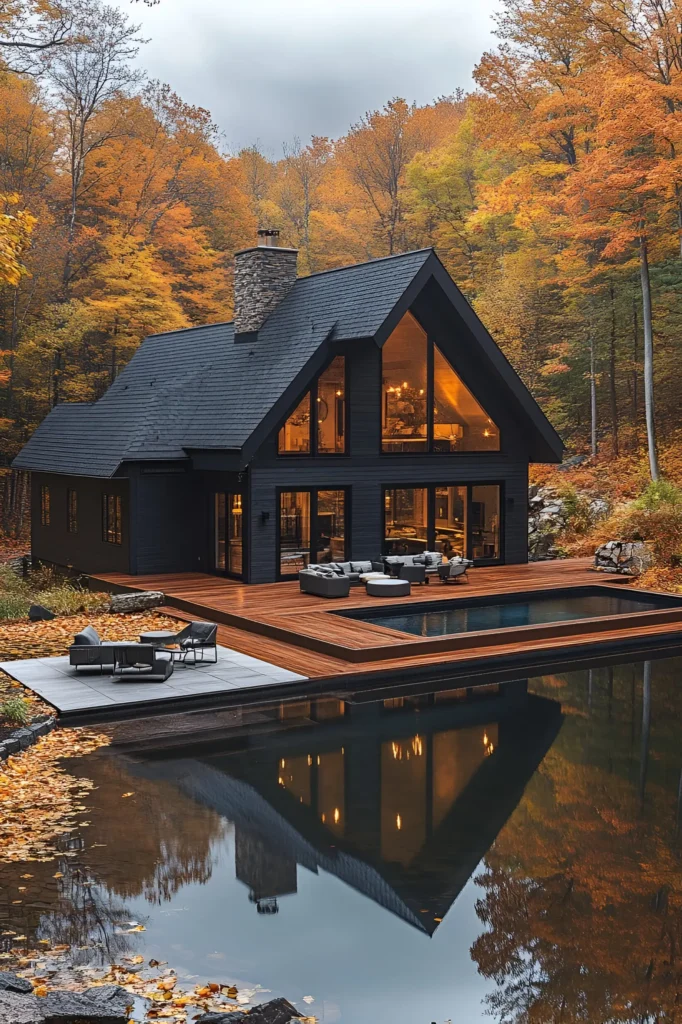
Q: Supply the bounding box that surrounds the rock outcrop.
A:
[528,485,609,561]
[594,540,653,576]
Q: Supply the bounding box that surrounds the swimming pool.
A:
[337,585,682,638]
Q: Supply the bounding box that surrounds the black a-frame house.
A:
[15,243,562,582]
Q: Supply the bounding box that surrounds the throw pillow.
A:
[350,561,373,573]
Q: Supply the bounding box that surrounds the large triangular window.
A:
[432,344,499,452]
[381,312,499,453]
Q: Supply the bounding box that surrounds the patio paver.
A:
[0,644,308,717]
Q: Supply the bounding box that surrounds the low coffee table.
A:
[139,630,176,647]
[366,578,411,598]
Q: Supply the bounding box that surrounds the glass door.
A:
[279,489,346,577]
[214,493,244,577]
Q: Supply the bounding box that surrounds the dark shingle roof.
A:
[14,246,563,475]
[14,248,433,477]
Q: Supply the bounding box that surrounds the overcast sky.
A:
[112,0,500,155]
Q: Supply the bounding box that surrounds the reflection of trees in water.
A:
[0,751,229,952]
[472,659,682,1023]
[66,752,229,906]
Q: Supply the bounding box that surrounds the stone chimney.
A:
[233,229,298,334]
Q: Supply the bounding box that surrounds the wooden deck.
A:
[90,560,682,686]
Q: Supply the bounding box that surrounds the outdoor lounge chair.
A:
[299,568,351,598]
[111,644,174,680]
[69,625,117,672]
[437,557,473,584]
[159,621,219,664]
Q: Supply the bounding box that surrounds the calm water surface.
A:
[3,654,682,1023]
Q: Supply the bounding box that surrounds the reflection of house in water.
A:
[134,685,562,935]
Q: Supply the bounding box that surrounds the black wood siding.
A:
[30,472,130,573]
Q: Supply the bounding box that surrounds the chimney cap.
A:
[257,228,280,247]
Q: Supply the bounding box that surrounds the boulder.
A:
[43,984,132,1023]
[28,604,55,621]
[109,591,164,614]
[196,998,302,1024]
[594,540,653,576]
[0,971,34,993]
[0,990,45,1024]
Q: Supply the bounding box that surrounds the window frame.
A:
[381,482,504,565]
[277,356,349,458]
[276,486,350,579]
[66,488,78,534]
[212,491,244,579]
[40,484,50,527]
[102,493,123,545]
[380,314,500,455]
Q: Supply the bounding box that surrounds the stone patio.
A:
[0,645,308,717]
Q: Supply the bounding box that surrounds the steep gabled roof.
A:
[13,247,562,476]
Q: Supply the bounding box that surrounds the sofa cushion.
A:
[335,562,353,576]
[383,556,403,566]
[72,625,101,646]
[350,561,373,573]
[325,563,344,575]
[411,554,425,565]
[424,551,442,568]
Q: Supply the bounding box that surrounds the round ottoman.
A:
[366,578,411,598]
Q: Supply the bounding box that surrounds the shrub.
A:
[609,480,682,566]
[0,563,109,620]
[0,696,31,726]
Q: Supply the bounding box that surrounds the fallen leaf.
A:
[121,792,134,799]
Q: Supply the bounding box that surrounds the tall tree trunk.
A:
[639,235,660,481]
[639,660,652,804]
[609,284,619,457]
[590,328,598,457]
[632,293,639,436]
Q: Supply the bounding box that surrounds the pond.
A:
[2,651,682,1023]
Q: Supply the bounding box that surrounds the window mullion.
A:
[427,339,435,452]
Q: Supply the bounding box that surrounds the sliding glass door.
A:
[383,484,501,563]
[214,493,243,577]
[279,489,347,577]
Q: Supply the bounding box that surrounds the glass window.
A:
[384,487,428,555]
[40,484,50,527]
[434,486,467,560]
[278,393,311,454]
[315,490,345,563]
[471,485,500,561]
[316,356,345,454]
[228,494,243,575]
[382,313,428,452]
[102,493,122,545]
[279,491,311,574]
[433,345,499,452]
[67,489,78,533]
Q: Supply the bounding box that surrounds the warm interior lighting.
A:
[396,814,402,830]
[321,813,326,823]
[333,808,340,824]
[278,776,284,786]
[307,754,313,767]
[412,734,423,757]
[280,758,286,768]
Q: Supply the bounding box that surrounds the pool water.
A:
[341,586,680,636]
[3,652,682,1023]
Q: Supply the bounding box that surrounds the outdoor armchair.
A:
[437,557,473,584]
[160,621,219,665]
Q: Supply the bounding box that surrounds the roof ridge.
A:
[299,247,434,282]
[145,319,235,340]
